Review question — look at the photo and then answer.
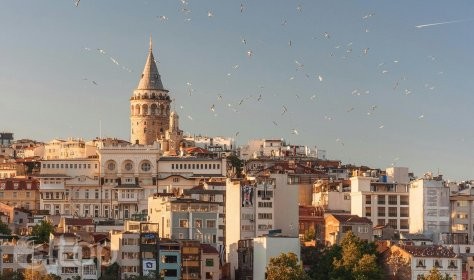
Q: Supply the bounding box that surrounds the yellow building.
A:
[0,178,40,210]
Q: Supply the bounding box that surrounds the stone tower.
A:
[130,37,171,145]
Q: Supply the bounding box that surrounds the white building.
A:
[409,174,449,244]
[225,174,299,280]
[252,236,301,280]
[351,167,410,234]
[97,141,160,219]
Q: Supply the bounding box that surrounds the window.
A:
[171,164,174,170]
[416,259,426,268]
[400,207,409,217]
[365,195,372,204]
[2,254,13,263]
[195,219,202,228]
[95,189,99,199]
[258,201,272,208]
[377,207,385,217]
[388,207,397,217]
[180,219,189,228]
[258,213,272,219]
[448,260,458,269]
[378,195,385,205]
[124,162,133,171]
[388,195,397,205]
[434,259,442,268]
[400,219,409,230]
[342,226,352,233]
[457,201,468,207]
[173,178,179,183]
[61,267,79,274]
[206,220,216,228]
[163,270,177,277]
[388,219,397,229]
[358,226,368,233]
[377,219,385,226]
[162,255,178,263]
[107,162,116,171]
[365,207,371,217]
[141,162,151,171]
[83,265,96,275]
[205,258,214,267]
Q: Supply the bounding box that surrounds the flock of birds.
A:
[71,0,463,157]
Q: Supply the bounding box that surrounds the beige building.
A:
[0,178,40,210]
[324,214,373,245]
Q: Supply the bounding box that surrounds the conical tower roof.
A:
[137,37,165,90]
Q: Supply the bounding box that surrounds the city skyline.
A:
[1,1,474,181]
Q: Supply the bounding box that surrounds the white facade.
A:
[409,176,450,243]
[252,236,301,280]
[98,141,160,219]
[225,174,299,280]
[351,167,410,233]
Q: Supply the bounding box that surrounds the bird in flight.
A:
[73,0,80,7]
[281,105,288,115]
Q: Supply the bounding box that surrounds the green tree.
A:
[303,227,316,242]
[227,154,243,178]
[30,220,54,244]
[41,274,61,280]
[22,270,42,280]
[387,249,410,279]
[0,220,12,235]
[99,263,119,280]
[418,267,452,280]
[266,252,310,280]
[332,232,383,280]
[1,270,24,280]
[309,231,383,280]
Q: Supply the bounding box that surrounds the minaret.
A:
[130,37,171,145]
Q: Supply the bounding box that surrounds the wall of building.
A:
[252,236,300,280]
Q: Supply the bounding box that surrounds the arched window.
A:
[166,105,170,116]
[151,104,158,115]
[130,105,134,115]
[142,104,148,115]
[143,93,148,99]
[135,104,141,115]
[160,105,165,116]
[151,93,156,99]
[122,161,134,173]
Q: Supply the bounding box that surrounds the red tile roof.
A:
[201,243,219,254]
[398,245,457,258]
[0,179,39,190]
[65,218,94,226]
[330,214,372,224]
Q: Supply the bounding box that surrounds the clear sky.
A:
[1,0,474,181]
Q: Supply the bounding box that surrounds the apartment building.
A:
[226,174,299,280]
[0,178,40,210]
[409,174,449,244]
[148,196,221,249]
[324,214,373,245]
[351,167,410,234]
